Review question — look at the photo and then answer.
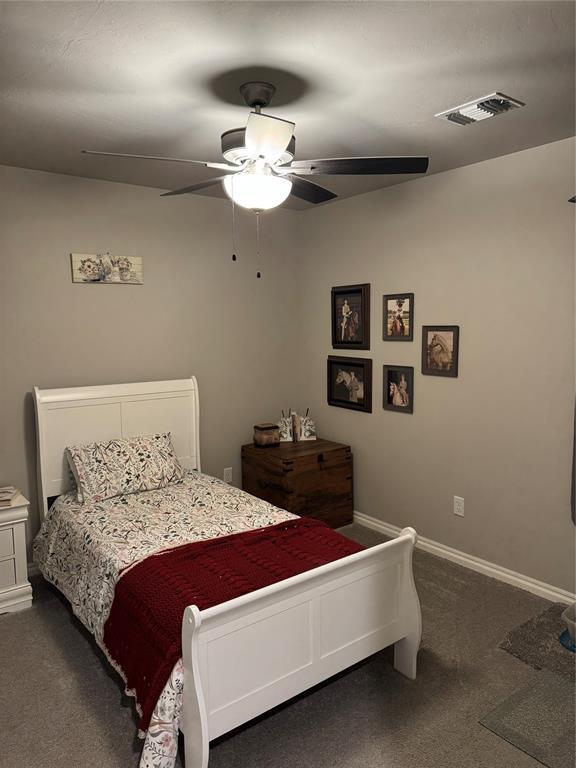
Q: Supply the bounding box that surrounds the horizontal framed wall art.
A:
[383,293,414,341]
[71,253,143,284]
[422,325,460,377]
[331,283,370,350]
[327,356,372,413]
[383,365,414,413]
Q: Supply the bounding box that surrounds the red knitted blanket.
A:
[103,517,364,730]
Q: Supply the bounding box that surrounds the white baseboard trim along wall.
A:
[354,511,576,604]
[29,514,575,604]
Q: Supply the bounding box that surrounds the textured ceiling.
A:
[0,1,574,209]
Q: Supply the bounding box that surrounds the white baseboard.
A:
[27,563,40,579]
[26,519,575,603]
[354,511,576,604]
[0,582,33,613]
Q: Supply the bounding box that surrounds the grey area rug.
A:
[480,670,575,768]
[499,603,575,682]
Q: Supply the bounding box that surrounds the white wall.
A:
[0,165,300,541]
[294,138,575,592]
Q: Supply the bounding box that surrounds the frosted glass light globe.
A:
[223,172,292,212]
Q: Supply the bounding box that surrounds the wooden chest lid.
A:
[242,438,351,469]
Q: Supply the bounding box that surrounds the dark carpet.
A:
[499,603,575,682]
[480,671,575,768]
[0,523,572,768]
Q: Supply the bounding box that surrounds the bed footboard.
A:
[181,527,421,768]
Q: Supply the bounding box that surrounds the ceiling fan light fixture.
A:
[85,80,429,209]
[223,169,292,212]
[221,128,295,167]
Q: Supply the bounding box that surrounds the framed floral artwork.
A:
[71,253,143,284]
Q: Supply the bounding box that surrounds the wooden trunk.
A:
[241,439,353,528]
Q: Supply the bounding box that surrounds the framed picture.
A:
[383,365,414,414]
[327,356,372,413]
[71,253,143,284]
[422,326,460,377]
[383,293,414,341]
[331,284,370,349]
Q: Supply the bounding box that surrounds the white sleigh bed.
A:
[34,377,421,768]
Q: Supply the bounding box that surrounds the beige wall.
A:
[294,138,575,592]
[0,165,299,542]
[1,138,574,592]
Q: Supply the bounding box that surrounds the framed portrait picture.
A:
[383,365,414,414]
[327,356,372,413]
[331,284,370,349]
[422,326,460,377]
[383,293,414,341]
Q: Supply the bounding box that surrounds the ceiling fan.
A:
[83,81,429,212]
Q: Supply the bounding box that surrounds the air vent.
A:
[436,93,525,126]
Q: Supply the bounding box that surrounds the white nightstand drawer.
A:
[0,528,14,558]
[0,558,16,590]
[0,495,32,613]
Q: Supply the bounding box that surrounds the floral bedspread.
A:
[33,471,295,768]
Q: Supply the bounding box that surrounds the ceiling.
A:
[0,1,574,210]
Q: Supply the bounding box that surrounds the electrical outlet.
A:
[453,496,465,517]
[223,467,233,484]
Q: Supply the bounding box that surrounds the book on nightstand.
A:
[0,486,19,506]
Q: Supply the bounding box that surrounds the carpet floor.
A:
[499,603,575,681]
[0,523,571,768]
[480,670,575,768]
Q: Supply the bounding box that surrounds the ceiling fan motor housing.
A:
[239,81,276,109]
[221,128,296,166]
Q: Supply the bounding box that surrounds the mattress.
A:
[34,470,295,768]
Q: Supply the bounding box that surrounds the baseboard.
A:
[0,582,33,613]
[25,520,574,603]
[27,563,40,579]
[354,511,576,604]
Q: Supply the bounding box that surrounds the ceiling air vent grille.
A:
[436,93,525,126]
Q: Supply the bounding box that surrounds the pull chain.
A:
[256,212,262,278]
[231,177,237,262]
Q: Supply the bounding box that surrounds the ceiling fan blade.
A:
[289,156,429,175]
[245,112,295,164]
[82,150,239,173]
[160,176,231,197]
[286,175,338,204]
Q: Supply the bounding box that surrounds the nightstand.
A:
[0,494,33,613]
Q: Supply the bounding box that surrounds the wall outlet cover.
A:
[223,467,233,484]
[454,496,465,517]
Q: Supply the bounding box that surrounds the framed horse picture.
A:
[327,356,372,413]
[383,365,414,414]
[422,326,460,377]
[331,284,370,350]
[383,293,414,341]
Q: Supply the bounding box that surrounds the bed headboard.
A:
[34,378,200,522]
